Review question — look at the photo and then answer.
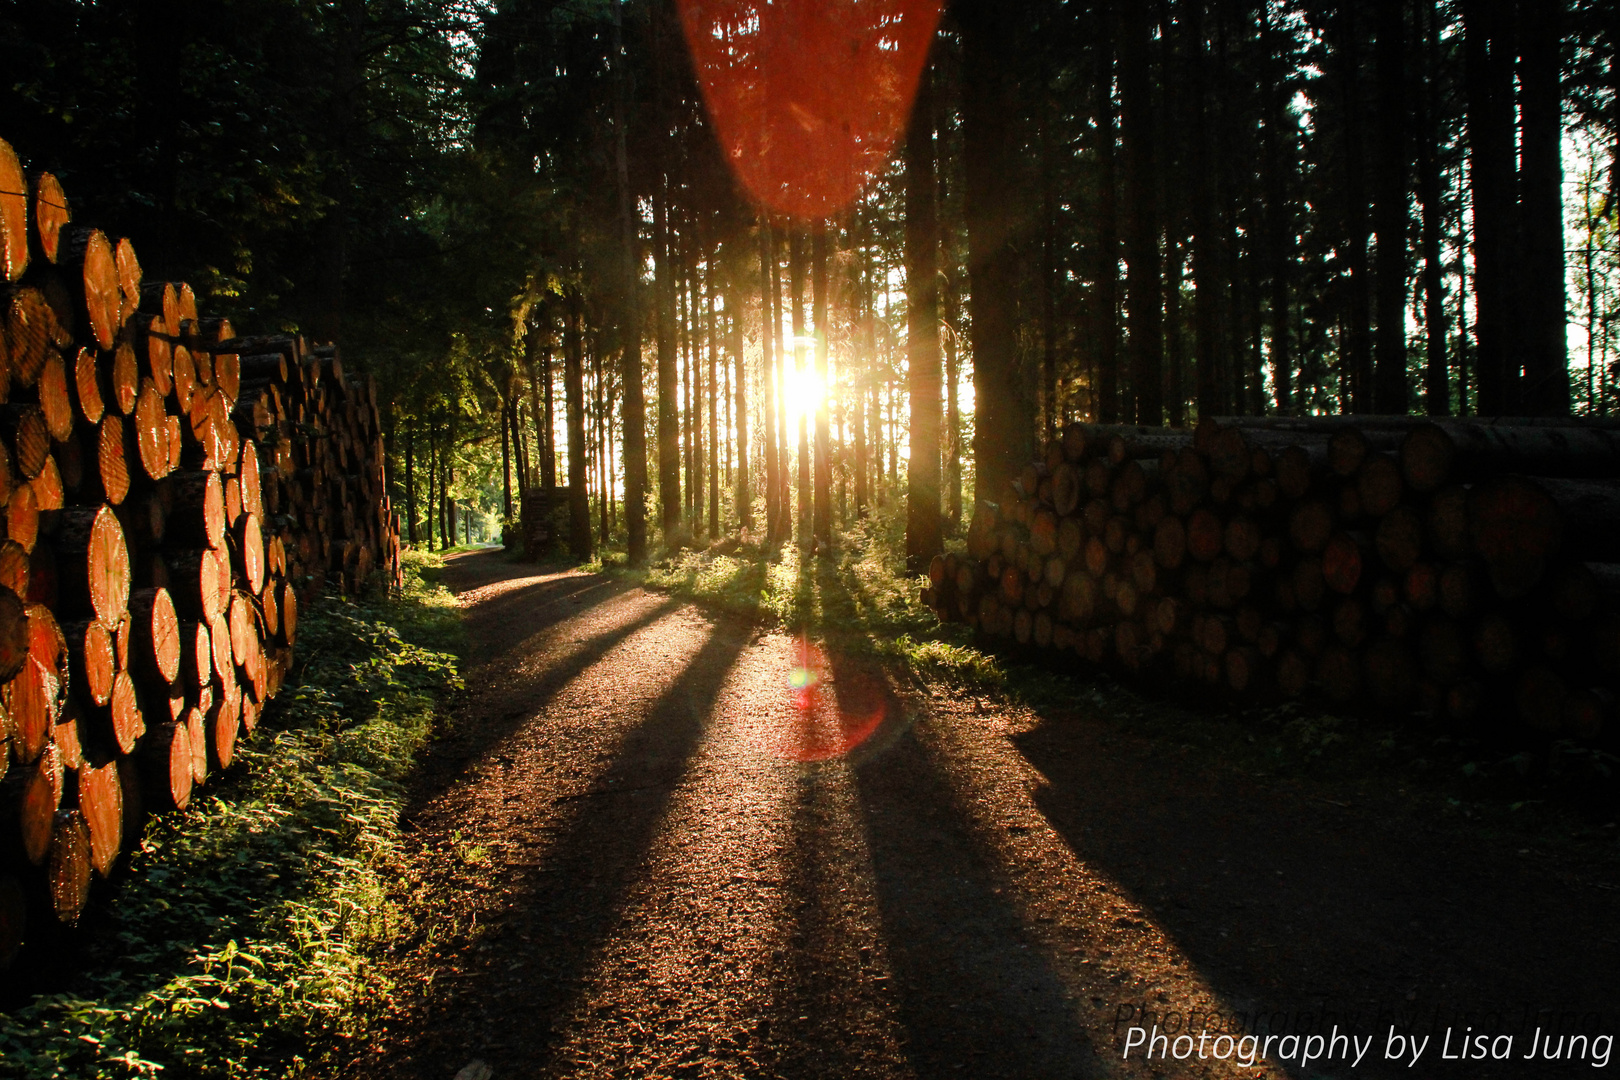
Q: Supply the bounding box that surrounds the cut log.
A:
[139,281,178,329]
[162,469,223,550]
[0,541,27,600]
[1402,421,1620,492]
[0,138,27,281]
[78,759,122,877]
[142,720,193,811]
[6,289,63,392]
[1364,637,1417,710]
[110,339,138,415]
[0,585,28,683]
[171,343,196,413]
[95,413,131,505]
[64,618,115,706]
[114,237,141,319]
[178,619,211,692]
[133,379,170,480]
[277,580,297,645]
[5,482,36,554]
[55,506,130,629]
[30,172,70,264]
[48,809,92,924]
[1356,454,1403,518]
[129,587,180,684]
[14,743,63,865]
[1517,665,1568,733]
[1321,533,1366,595]
[31,454,62,512]
[35,350,73,446]
[58,227,120,350]
[0,405,49,480]
[1374,505,1423,573]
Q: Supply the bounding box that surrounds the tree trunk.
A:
[655,182,681,544]
[1463,0,1520,415]
[1093,0,1121,424]
[501,381,512,531]
[790,228,810,543]
[758,220,780,542]
[610,0,647,562]
[1265,10,1295,415]
[906,60,942,569]
[1119,0,1162,425]
[1342,4,1374,413]
[565,288,591,559]
[706,267,719,539]
[959,0,1034,502]
[1418,0,1451,415]
[857,245,874,517]
[404,419,416,545]
[1188,0,1222,418]
[944,257,963,524]
[1519,0,1570,415]
[728,262,750,533]
[812,224,832,546]
[1373,0,1410,414]
[771,224,790,537]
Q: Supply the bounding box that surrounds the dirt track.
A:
[350,549,1620,1079]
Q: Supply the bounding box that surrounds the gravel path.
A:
[350,550,1620,1080]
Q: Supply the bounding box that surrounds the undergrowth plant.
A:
[0,549,462,1079]
[633,501,1007,690]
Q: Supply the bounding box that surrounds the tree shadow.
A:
[406,558,682,818]
[847,721,1105,1079]
[389,618,752,1079]
[1012,710,1620,1074]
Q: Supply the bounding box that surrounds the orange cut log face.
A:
[678,0,943,220]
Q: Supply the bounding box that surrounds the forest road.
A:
[349,549,1620,1080]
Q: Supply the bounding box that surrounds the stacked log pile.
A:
[0,137,402,965]
[926,414,1620,750]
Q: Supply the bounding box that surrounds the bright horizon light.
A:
[781,361,826,433]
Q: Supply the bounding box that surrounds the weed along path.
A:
[352,549,1620,1080]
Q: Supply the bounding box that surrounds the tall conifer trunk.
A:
[906,59,942,569]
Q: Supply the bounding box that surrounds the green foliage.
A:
[0,559,461,1080]
[636,500,1003,687]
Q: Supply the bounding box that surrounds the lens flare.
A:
[753,634,889,763]
[676,0,945,220]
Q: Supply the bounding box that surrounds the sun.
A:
[779,348,826,432]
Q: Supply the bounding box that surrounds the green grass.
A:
[604,503,1009,691]
[0,552,462,1080]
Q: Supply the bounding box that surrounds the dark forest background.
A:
[2,0,1615,565]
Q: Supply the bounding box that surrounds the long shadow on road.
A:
[390,614,752,1079]
[1014,710,1620,1078]
[849,723,1104,1080]
[406,560,682,816]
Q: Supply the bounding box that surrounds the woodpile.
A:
[0,136,402,961]
[927,414,1620,750]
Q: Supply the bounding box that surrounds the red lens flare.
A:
[676,0,945,220]
[752,634,887,762]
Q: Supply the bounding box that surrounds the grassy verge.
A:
[0,549,462,1080]
[614,507,1007,689]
